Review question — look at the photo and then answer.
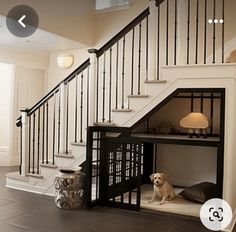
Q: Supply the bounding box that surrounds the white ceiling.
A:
[0,1,133,54]
[0,15,87,54]
[0,0,95,51]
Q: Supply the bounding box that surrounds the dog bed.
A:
[140,185,201,217]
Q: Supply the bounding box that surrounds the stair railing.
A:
[88,0,226,125]
[89,7,151,124]
[18,59,90,176]
[17,0,226,176]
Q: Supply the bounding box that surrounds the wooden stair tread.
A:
[127,95,149,98]
[93,122,116,127]
[40,163,58,169]
[71,142,86,146]
[55,153,74,159]
[112,108,132,112]
[27,173,43,179]
[144,80,167,84]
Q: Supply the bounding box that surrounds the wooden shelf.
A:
[131,133,220,147]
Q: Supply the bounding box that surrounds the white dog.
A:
[149,173,175,205]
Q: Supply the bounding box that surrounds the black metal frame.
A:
[86,88,225,212]
[131,88,225,198]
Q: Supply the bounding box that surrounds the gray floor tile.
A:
[0,167,235,232]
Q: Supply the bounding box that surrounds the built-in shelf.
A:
[131,133,220,146]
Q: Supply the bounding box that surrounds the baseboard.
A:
[0,146,9,165]
[6,177,55,197]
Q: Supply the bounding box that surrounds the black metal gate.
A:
[105,138,143,210]
[86,127,143,211]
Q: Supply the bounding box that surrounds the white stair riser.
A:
[7,147,86,195]
[71,145,86,157]
[113,97,153,126]
[145,84,168,97]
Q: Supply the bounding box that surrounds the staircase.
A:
[6,0,230,196]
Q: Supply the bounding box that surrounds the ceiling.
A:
[0,0,95,52]
[0,0,136,54]
[0,14,88,53]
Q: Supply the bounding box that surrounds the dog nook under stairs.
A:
[86,88,225,218]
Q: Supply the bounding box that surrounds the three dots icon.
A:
[208,18,224,24]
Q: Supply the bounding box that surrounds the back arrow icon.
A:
[18,15,26,28]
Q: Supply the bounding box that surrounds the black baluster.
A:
[53,94,56,163]
[42,104,45,163]
[200,94,203,113]
[20,125,22,174]
[115,42,119,109]
[166,0,169,66]
[122,36,126,108]
[32,113,36,174]
[66,83,69,154]
[102,52,106,122]
[80,72,84,143]
[146,15,149,81]
[57,90,61,154]
[157,4,160,79]
[128,147,132,203]
[75,75,78,142]
[138,24,141,95]
[96,58,99,122]
[87,66,90,128]
[204,0,207,64]
[131,28,135,95]
[221,0,225,63]
[37,109,40,174]
[46,102,49,164]
[174,0,177,65]
[213,0,216,63]
[109,48,112,123]
[187,0,190,64]
[28,116,31,173]
[190,93,194,112]
[195,0,199,64]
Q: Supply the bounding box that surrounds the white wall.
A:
[12,67,45,165]
[0,45,48,70]
[0,63,13,165]
[156,144,217,187]
[0,46,48,166]
[94,0,149,48]
[47,48,89,90]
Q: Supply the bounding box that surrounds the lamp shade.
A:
[57,54,74,69]
[180,112,209,129]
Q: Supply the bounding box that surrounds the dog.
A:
[149,172,175,205]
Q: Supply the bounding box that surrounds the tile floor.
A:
[0,167,234,232]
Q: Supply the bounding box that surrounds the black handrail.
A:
[96,8,150,57]
[20,6,150,120]
[27,59,90,116]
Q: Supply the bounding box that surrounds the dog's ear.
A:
[149,174,154,182]
[160,173,168,180]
